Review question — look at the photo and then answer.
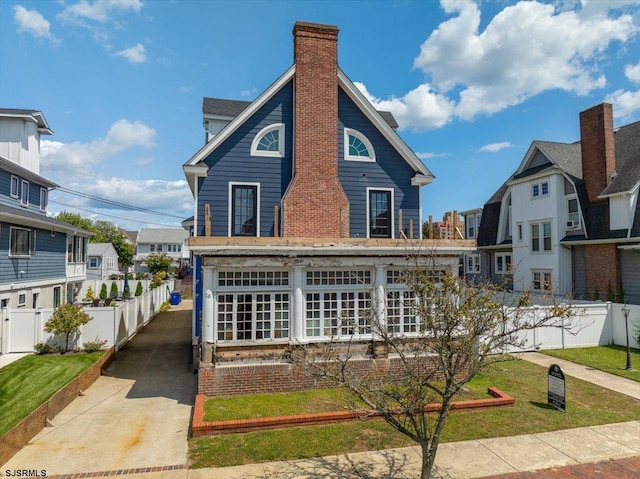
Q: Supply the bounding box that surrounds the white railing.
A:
[0,281,173,354]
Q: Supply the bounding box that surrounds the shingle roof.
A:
[477,202,502,247]
[601,120,640,196]
[1,203,93,235]
[88,243,116,256]
[535,141,583,179]
[137,228,188,243]
[202,97,400,129]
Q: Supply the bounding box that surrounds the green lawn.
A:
[543,345,640,382]
[189,358,640,468]
[0,352,104,435]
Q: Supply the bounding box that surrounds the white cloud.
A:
[355,82,455,131]
[359,0,639,130]
[41,119,156,174]
[178,86,193,94]
[58,0,143,23]
[480,142,512,153]
[84,178,192,212]
[134,157,154,167]
[625,62,640,83]
[13,5,59,44]
[241,87,258,98]
[606,88,640,118]
[114,43,147,63]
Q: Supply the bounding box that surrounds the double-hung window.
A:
[495,254,512,274]
[230,183,259,236]
[10,176,19,198]
[531,221,552,252]
[20,180,29,206]
[40,188,48,211]
[532,270,552,291]
[465,254,480,274]
[532,180,549,198]
[368,189,393,238]
[567,198,580,230]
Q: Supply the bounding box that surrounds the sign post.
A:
[548,364,566,412]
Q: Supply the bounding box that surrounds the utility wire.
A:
[49,200,185,229]
[55,186,186,219]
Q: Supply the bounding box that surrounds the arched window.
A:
[251,123,285,157]
[344,128,375,162]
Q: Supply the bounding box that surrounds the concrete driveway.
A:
[2,302,196,475]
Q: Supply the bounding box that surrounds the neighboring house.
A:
[134,228,189,273]
[478,103,640,303]
[0,108,91,309]
[459,207,488,283]
[182,22,473,394]
[86,243,121,280]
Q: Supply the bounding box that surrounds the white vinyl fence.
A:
[0,281,173,354]
[504,302,640,352]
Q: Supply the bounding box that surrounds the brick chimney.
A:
[282,22,349,238]
[579,103,615,203]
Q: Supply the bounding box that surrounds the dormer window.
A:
[344,128,375,162]
[251,123,284,157]
[532,180,549,198]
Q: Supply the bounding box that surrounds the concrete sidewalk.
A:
[3,336,639,478]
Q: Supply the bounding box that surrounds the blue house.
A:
[182,23,473,395]
[0,108,91,312]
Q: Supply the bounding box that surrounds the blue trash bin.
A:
[171,291,181,305]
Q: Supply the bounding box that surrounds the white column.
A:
[374,265,386,333]
[203,289,214,343]
[292,266,305,342]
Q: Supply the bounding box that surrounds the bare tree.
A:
[291,257,577,479]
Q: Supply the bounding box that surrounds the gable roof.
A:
[185,65,433,187]
[0,108,53,135]
[88,243,117,257]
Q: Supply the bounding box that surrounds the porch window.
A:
[368,189,393,238]
[305,291,371,337]
[216,292,289,341]
[386,291,418,334]
[230,184,258,236]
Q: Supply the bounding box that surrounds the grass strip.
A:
[189,358,640,468]
[543,345,640,382]
[0,352,104,435]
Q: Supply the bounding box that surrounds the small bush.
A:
[110,281,119,298]
[34,342,61,355]
[99,283,108,300]
[44,304,93,353]
[83,285,96,301]
[123,283,131,299]
[83,339,108,353]
[135,281,143,296]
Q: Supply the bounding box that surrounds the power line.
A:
[49,200,185,228]
[54,187,187,219]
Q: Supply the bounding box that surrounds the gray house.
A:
[133,228,188,273]
[86,243,121,280]
[0,108,91,309]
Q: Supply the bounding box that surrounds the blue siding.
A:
[337,88,420,238]
[0,222,66,283]
[0,167,49,213]
[197,81,294,237]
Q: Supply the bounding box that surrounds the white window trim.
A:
[17,292,27,307]
[465,253,480,274]
[530,220,552,253]
[9,226,34,257]
[566,195,581,231]
[531,179,550,199]
[250,123,284,158]
[366,187,394,239]
[88,257,100,269]
[21,180,29,206]
[228,182,261,237]
[532,269,552,291]
[495,253,512,274]
[344,128,376,162]
[10,175,19,198]
[40,188,48,211]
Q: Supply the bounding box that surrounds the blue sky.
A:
[2,0,639,230]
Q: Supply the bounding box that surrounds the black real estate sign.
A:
[548,364,566,412]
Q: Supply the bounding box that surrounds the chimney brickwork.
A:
[579,103,615,203]
[584,243,621,299]
[282,22,349,238]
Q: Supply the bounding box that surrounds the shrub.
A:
[83,339,108,353]
[99,283,108,300]
[110,282,119,298]
[44,304,93,353]
[83,285,96,301]
[34,341,61,355]
[123,283,131,299]
[135,281,143,296]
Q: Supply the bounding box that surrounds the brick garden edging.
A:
[191,387,515,437]
[0,347,116,466]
